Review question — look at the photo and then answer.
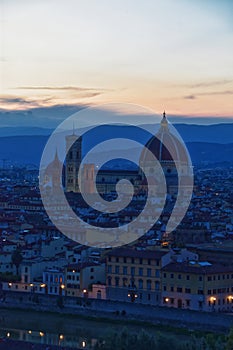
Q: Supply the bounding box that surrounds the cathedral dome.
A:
[140,112,188,165]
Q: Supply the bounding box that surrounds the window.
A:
[199,276,203,281]
[90,268,94,272]
[207,289,211,295]
[177,287,182,293]
[163,273,167,278]
[115,265,119,274]
[155,281,160,291]
[108,256,111,262]
[170,273,174,279]
[186,299,190,307]
[148,294,151,301]
[185,288,191,294]
[25,267,28,273]
[140,258,143,265]
[170,286,174,292]
[147,280,152,291]
[107,277,112,286]
[139,267,143,276]
[139,279,143,289]
[131,258,135,264]
[186,275,190,280]
[198,289,204,295]
[178,274,181,280]
[155,270,160,278]
[131,267,135,276]
[148,259,151,265]
[156,260,159,266]
[147,268,151,277]
[170,298,174,304]
[123,266,128,275]
[124,257,127,263]
[207,276,212,281]
[108,265,112,273]
[115,277,119,286]
[116,257,119,263]
[163,286,167,291]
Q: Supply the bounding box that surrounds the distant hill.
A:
[1,122,233,143]
[0,127,53,137]
[0,135,233,167]
[174,123,233,144]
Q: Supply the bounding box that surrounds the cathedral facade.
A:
[64,113,191,197]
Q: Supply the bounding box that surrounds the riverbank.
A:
[0,338,78,350]
[0,306,229,350]
[1,291,233,334]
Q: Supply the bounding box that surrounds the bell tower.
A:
[65,130,82,192]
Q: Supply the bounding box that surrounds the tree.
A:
[11,249,23,275]
[226,327,233,350]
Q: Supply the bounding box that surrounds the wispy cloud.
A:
[184,90,233,100]
[187,79,233,89]
[0,95,52,107]
[16,85,107,92]
[13,86,106,100]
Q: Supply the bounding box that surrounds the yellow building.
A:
[161,261,233,312]
[65,262,105,298]
[106,247,173,305]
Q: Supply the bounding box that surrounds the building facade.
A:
[161,261,233,312]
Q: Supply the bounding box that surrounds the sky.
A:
[0,0,233,125]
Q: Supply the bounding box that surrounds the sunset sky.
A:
[0,0,233,123]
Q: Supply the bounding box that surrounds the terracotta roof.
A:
[162,262,233,274]
[107,247,167,259]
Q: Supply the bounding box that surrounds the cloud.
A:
[184,90,233,99]
[16,85,107,92]
[184,95,196,100]
[0,95,52,107]
[13,86,106,100]
[187,79,233,89]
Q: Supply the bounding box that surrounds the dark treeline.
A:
[94,327,233,350]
